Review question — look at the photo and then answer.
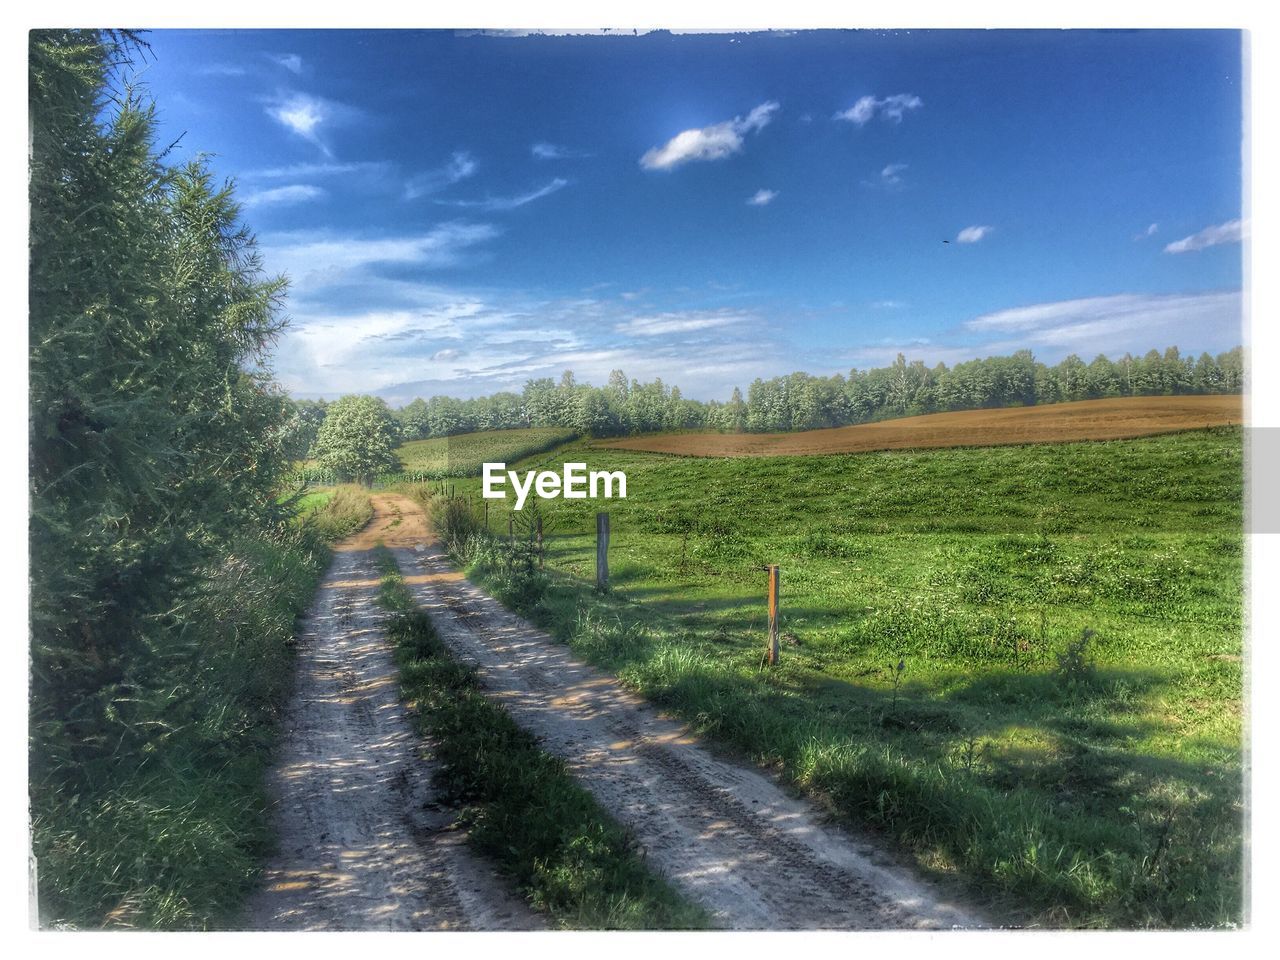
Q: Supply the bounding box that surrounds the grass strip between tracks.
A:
[372,546,711,930]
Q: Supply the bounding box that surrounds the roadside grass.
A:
[30,488,374,929]
[290,489,333,517]
[373,547,710,930]
[32,533,327,928]
[396,427,578,478]
[427,426,1244,928]
[299,485,374,541]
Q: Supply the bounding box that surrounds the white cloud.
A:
[837,289,1242,372]
[963,290,1241,353]
[404,152,478,200]
[260,222,500,287]
[956,225,993,244]
[835,93,922,126]
[438,178,570,211]
[880,163,908,185]
[264,93,348,156]
[242,184,326,208]
[275,290,777,403]
[269,53,303,74]
[1163,219,1246,254]
[246,160,388,179]
[1134,222,1159,240]
[640,101,779,171]
[747,189,778,206]
[616,310,752,337]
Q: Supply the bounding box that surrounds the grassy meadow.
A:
[432,426,1245,927]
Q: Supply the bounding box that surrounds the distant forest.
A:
[292,345,1244,448]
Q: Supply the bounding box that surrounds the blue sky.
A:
[140,28,1245,404]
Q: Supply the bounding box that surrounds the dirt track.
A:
[246,495,983,929]
[240,499,540,930]
[594,395,1242,458]
[373,494,982,930]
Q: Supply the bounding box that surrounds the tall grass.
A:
[298,484,374,541]
[30,490,372,929]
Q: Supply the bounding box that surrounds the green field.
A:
[396,427,578,478]
[437,427,1244,928]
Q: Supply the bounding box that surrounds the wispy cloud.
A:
[640,101,779,171]
[269,53,303,74]
[242,184,326,208]
[1134,222,1159,241]
[246,160,389,179]
[835,93,922,126]
[880,163,908,185]
[532,141,587,160]
[863,163,908,189]
[260,222,500,287]
[274,285,777,403]
[963,290,1241,347]
[839,289,1242,371]
[195,62,247,77]
[264,92,350,156]
[438,177,570,211]
[956,225,993,244]
[404,152,478,200]
[747,188,778,206]
[616,309,752,337]
[1163,219,1246,254]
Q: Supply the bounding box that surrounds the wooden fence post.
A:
[596,512,610,591]
[765,564,780,666]
[484,500,490,532]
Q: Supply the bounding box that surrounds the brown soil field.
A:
[593,395,1243,458]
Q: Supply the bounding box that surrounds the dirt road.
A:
[241,499,540,930]
[376,494,983,930]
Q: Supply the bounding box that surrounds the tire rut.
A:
[240,537,541,931]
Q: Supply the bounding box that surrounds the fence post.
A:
[484,500,490,532]
[596,512,610,591]
[508,515,515,547]
[536,516,544,568]
[765,564,781,666]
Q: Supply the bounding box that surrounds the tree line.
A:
[293,344,1244,451]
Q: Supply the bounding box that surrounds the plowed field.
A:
[594,395,1242,457]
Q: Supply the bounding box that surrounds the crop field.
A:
[595,395,1243,458]
[443,425,1245,927]
[396,427,578,478]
